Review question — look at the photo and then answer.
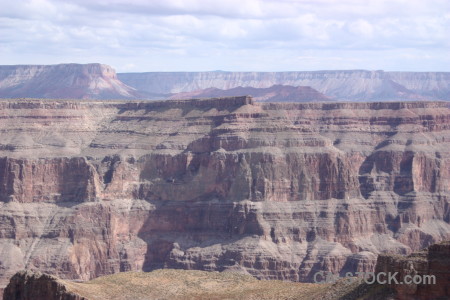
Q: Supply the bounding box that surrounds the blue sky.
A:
[0,0,449,72]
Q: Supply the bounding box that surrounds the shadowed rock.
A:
[3,270,85,300]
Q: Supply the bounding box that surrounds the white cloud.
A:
[348,19,374,38]
[0,0,448,71]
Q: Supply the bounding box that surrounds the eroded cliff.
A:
[0,97,449,294]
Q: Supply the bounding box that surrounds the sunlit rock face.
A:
[0,97,449,294]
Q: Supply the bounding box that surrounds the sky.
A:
[0,0,449,72]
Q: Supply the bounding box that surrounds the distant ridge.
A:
[0,63,140,100]
[119,70,450,101]
[169,85,332,102]
[1,64,449,102]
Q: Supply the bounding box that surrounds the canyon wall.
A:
[119,70,450,101]
[0,97,449,293]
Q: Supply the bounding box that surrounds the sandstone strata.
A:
[0,97,449,294]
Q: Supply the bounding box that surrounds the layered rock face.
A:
[0,97,449,294]
[374,241,450,300]
[119,70,450,101]
[0,64,139,99]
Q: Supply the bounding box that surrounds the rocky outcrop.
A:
[3,270,85,300]
[0,64,139,100]
[169,85,332,102]
[0,97,449,294]
[374,241,450,300]
[119,70,450,101]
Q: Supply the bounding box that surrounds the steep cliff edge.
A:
[374,241,450,300]
[118,70,450,101]
[0,64,139,99]
[0,97,449,294]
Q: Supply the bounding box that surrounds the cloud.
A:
[0,0,448,71]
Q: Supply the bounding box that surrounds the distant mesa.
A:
[169,85,332,102]
[0,63,140,100]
